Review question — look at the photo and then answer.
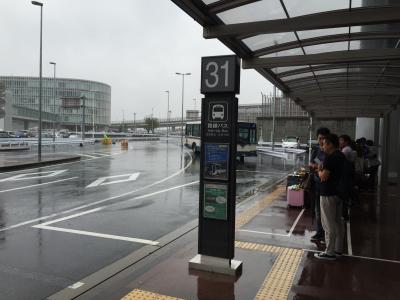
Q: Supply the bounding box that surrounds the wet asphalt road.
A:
[0,139,298,300]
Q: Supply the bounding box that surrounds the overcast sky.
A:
[0,0,274,121]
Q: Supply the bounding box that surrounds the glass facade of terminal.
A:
[0,76,111,130]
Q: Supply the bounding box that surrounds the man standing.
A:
[315,134,345,260]
[309,127,330,243]
[339,134,356,163]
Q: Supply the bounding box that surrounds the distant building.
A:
[239,97,308,123]
[186,110,199,120]
[0,76,111,131]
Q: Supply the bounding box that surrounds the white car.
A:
[282,136,300,148]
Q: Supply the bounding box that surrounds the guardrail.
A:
[0,141,30,151]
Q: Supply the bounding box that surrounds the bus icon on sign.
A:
[212,104,225,120]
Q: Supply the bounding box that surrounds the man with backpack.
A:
[314,134,346,260]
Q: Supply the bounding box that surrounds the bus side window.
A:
[193,124,200,137]
[186,124,192,136]
[250,129,256,144]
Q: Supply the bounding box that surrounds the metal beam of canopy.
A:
[254,32,400,57]
[208,0,261,14]
[292,88,400,97]
[204,7,400,38]
[284,73,400,85]
[277,62,400,77]
[243,49,400,68]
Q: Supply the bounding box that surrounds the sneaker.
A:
[314,252,336,260]
[310,234,324,242]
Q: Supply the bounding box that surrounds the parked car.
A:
[0,131,12,138]
[14,131,28,138]
[282,136,300,148]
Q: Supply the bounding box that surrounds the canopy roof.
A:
[171,0,400,118]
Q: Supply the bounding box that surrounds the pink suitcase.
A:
[287,188,304,207]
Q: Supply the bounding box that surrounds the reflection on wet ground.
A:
[0,139,303,300]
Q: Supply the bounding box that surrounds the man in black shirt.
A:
[315,134,346,260]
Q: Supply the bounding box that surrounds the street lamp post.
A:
[175,72,191,146]
[80,96,86,140]
[122,109,125,132]
[133,113,136,132]
[49,61,56,144]
[92,100,95,139]
[32,1,43,161]
[165,90,169,141]
[151,108,154,133]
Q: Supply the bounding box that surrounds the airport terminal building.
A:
[0,76,111,131]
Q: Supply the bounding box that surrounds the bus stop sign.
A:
[189,55,242,276]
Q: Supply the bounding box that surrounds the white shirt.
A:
[342,146,356,162]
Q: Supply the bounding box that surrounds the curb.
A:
[0,156,81,173]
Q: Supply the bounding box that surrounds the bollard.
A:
[121,139,128,150]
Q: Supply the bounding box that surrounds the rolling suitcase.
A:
[287,187,304,208]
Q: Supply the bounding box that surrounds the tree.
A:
[144,117,159,133]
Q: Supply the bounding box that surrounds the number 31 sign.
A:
[201,55,240,94]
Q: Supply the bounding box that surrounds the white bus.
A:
[184,121,257,158]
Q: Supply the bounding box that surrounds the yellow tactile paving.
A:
[236,185,285,230]
[236,241,304,300]
[121,289,184,300]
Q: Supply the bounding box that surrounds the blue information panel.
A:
[204,143,229,180]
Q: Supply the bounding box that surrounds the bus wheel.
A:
[192,143,197,153]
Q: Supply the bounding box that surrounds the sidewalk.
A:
[50,185,400,300]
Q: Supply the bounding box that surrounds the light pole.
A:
[121,109,125,132]
[49,61,56,143]
[193,98,197,110]
[151,107,154,133]
[80,96,86,140]
[272,41,278,151]
[165,90,169,141]
[92,100,95,139]
[133,113,136,132]
[176,72,191,146]
[32,1,43,161]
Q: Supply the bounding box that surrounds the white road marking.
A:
[0,169,68,182]
[32,181,199,244]
[288,208,305,236]
[68,282,85,289]
[92,152,112,157]
[242,208,305,238]
[303,248,400,264]
[35,181,199,227]
[0,152,193,232]
[0,177,78,194]
[33,225,159,245]
[35,207,103,226]
[86,173,140,188]
[76,154,98,159]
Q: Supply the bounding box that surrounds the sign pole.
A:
[189,55,242,276]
